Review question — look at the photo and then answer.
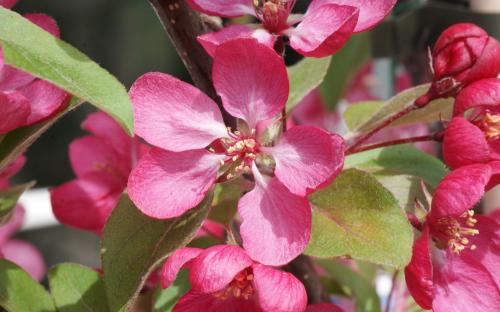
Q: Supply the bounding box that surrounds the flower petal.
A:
[127,148,222,219]
[433,217,500,312]
[288,4,358,58]
[0,52,34,91]
[189,245,253,293]
[130,72,228,152]
[443,117,491,169]
[429,164,491,221]
[213,38,288,128]
[173,290,260,312]
[161,247,203,289]
[306,303,343,312]
[185,0,254,18]
[1,239,46,281]
[18,80,69,125]
[198,24,275,57]
[252,264,307,312]
[81,111,132,159]
[308,0,396,33]
[0,0,18,9]
[453,78,500,116]
[263,126,344,196]
[50,172,123,234]
[24,13,60,37]
[0,155,26,188]
[69,136,129,180]
[0,91,30,134]
[238,166,311,265]
[404,226,434,310]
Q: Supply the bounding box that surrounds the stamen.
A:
[212,268,254,301]
[436,209,480,254]
[481,112,500,140]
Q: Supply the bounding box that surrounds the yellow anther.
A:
[482,113,500,140]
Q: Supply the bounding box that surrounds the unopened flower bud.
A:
[416,23,500,107]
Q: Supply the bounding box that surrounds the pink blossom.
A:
[0,157,46,281]
[50,112,142,235]
[0,12,69,134]
[128,39,344,265]
[161,245,307,312]
[193,0,396,58]
[404,164,500,311]
[443,78,500,170]
[306,303,343,312]
[0,0,18,9]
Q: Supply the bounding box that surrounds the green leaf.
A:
[351,84,453,134]
[102,193,212,312]
[209,177,246,224]
[317,259,381,312]
[0,182,35,225]
[48,263,109,312]
[305,169,413,268]
[343,101,384,130]
[0,259,56,312]
[286,56,332,113]
[345,145,448,187]
[153,270,190,312]
[320,33,371,110]
[0,8,133,135]
[0,98,82,172]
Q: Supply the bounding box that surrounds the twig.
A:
[346,132,442,155]
[147,0,235,126]
[385,270,399,312]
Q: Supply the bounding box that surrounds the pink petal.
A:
[18,80,69,125]
[0,91,30,134]
[213,38,288,128]
[0,155,26,188]
[0,205,25,245]
[0,52,34,91]
[196,220,225,240]
[24,13,60,37]
[404,227,434,310]
[306,303,343,312]
[69,136,129,180]
[174,290,260,312]
[0,0,18,9]
[453,78,500,116]
[443,117,491,169]
[1,239,46,281]
[308,0,397,33]
[50,172,124,234]
[429,164,491,222]
[288,4,358,58]
[433,217,500,312]
[127,148,223,219]
[262,126,344,196]
[130,72,227,152]
[189,245,253,293]
[185,0,254,18]
[161,247,203,289]
[82,111,132,158]
[198,24,275,57]
[238,166,311,265]
[252,264,307,312]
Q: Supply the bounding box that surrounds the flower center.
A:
[253,0,295,33]
[218,128,260,180]
[213,268,255,301]
[481,112,500,140]
[436,210,479,254]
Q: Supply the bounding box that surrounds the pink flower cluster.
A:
[404,24,500,312]
[0,1,69,133]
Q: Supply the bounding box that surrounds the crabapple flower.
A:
[0,157,46,281]
[306,303,343,312]
[50,112,142,234]
[443,78,500,170]
[416,23,500,106]
[0,12,69,134]
[128,39,344,265]
[0,0,17,9]
[161,245,307,312]
[194,0,397,58]
[405,164,500,311]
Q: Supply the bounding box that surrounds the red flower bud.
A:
[416,23,500,107]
